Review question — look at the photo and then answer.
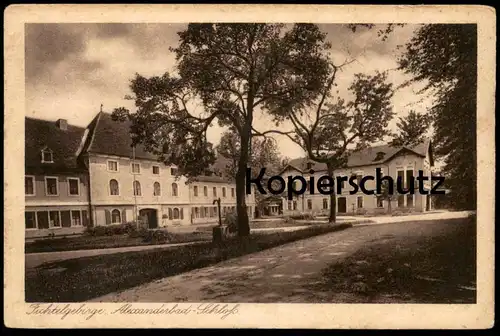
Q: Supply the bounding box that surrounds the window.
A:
[306,181,311,192]
[293,201,297,210]
[61,211,71,227]
[406,194,414,207]
[213,187,217,197]
[68,178,80,196]
[107,160,118,172]
[222,187,226,198]
[406,169,414,188]
[288,201,292,210]
[306,162,313,170]
[193,186,198,197]
[109,179,119,195]
[204,186,208,197]
[25,176,35,196]
[357,196,363,208]
[25,212,36,229]
[323,198,328,209]
[152,165,160,175]
[37,211,49,229]
[153,182,161,196]
[172,183,178,196]
[397,170,405,189]
[71,210,82,226]
[194,207,200,218]
[133,181,142,196]
[49,211,61,227]
[377,198,384,208]
[204,207,209,218]
[356,174,363,186]
[41,148,53,163]
[171,167,178,176]
[45,177,58,196]
[173,208,180,219]
[168,208,173,220]
[307,199,312,210]
[111,209,121,224]
[131,163,141,174]
[231,188,235,197]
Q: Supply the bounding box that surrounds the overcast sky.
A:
[25,23,431,159]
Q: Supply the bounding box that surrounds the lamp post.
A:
[213,197,222,227]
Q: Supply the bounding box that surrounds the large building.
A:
[25,113,256,238]
[278,140,435,216]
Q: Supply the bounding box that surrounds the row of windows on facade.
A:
[107,160,178,176]
[287,194,416,211]
[107,180,237,197]
[295,169,417,191]
[25,176,80,196]
[25,209,88,230]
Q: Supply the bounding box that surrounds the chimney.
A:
[56,119,68,131]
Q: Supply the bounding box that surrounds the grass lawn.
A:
[25,231,212,254]
[25,223,352,302]
[312,216,476,303]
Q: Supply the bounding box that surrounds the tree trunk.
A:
[235,134,250,237]
[327,163,337,224]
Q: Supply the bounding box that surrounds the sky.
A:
[25,23,432,159]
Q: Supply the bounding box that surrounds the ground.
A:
[90,216,475,303]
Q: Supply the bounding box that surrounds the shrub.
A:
[140,230,172,244]
[356,208,368,216]
[290,212,315,220]
[224,212,238,233]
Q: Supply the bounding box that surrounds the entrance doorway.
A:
[338,197,347,213]
[139,208,158,229]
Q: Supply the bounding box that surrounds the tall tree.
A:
[398,24,477,210]
[257,70,395,223]
[390,110,431,147]
[112,23,332,237]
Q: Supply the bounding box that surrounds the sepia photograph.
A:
[4,4,495,329]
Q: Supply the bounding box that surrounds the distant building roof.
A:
[25,117,87,174]
[285,140,432,173]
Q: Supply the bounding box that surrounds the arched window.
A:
[133,181,141,196]
[109,179,119,195]
[173,208,180,219]
[111,209,121,224]
[172,183,178,196]
[153,182,161,196]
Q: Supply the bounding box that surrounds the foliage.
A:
[112,23,334,236]
[259,69,395,223]
[85,222,138,237]
[223,211,238,234]
[390,110,431,147]
[398,24,477,210]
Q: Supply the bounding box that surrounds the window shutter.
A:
[82,210,89,227]
[180,208,184,220]
[105,209,111,225]
[122,209,127,223]
[168,208,173,219]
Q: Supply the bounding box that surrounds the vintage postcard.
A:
[4,4,495,329]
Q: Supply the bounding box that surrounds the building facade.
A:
[25,117,91,239]
[279,141,434,216]
[25,113,256,237]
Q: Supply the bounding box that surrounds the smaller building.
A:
[25,117,91,239]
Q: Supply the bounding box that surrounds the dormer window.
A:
[41,148,53,163]
[306,162,313,170]
[374,151,385,161]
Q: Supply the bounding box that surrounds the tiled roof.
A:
[287,140,431,173]
[25,117,87,174]
[83,112,157,160]
[83,112,237,183]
